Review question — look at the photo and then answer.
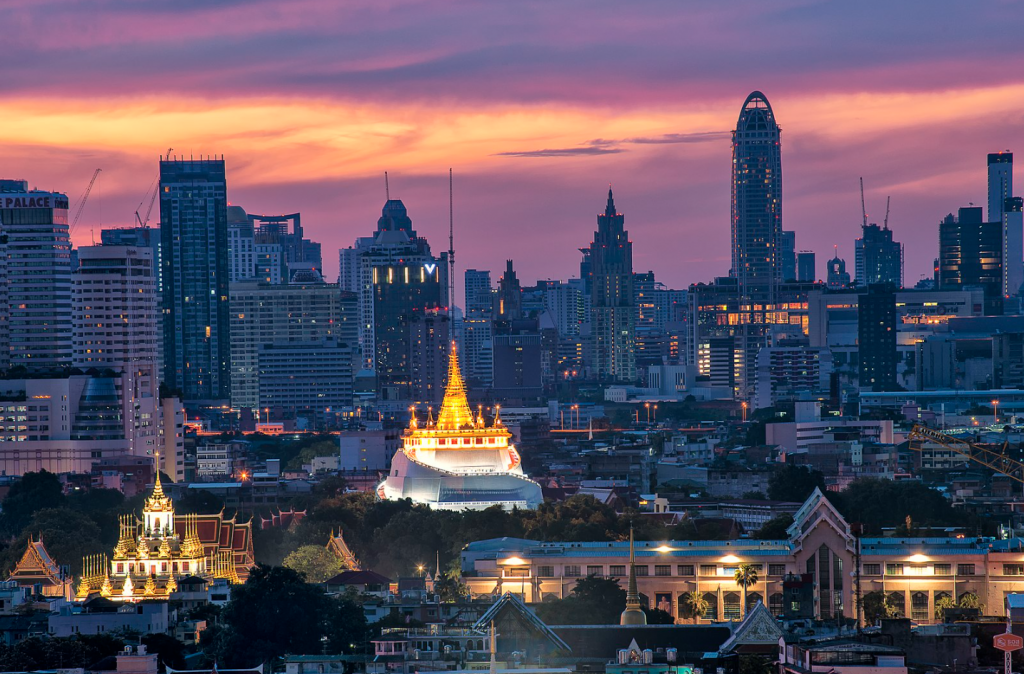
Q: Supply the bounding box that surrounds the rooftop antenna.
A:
[448,168,456,313]
[859,177,868,228]
[384,171,390,202]
[883,195,891,230]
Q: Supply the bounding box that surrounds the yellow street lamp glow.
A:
[908,554,929,563]
[501,557,526,565]
[720,554,741,563]
[654,545,673,553]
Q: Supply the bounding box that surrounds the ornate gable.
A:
[786,487,854,552]
[720,601,783,653]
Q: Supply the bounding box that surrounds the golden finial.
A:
[409,405,417,429]
[436,343,474,430]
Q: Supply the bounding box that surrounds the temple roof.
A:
[436,345,476,431]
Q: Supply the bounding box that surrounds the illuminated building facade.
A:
[377,346,543,510]
[688,277,813,398]
[76,470,254,601]
[731,92,782,302]
[460,488,1024,624]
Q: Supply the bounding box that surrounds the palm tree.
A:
[683,590,710,624]
[734,563,759,618]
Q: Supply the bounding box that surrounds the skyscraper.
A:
[0,180,72,371]
[989,152,1013,224]
[0,224,8,372]
[854,223,903,288]
[339,200,447,374]
[159,158,231,402]
[589,189,635,381]
[731,91,782,301]
[938,206,1003,315]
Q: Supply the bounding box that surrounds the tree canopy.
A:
[207,565,366,667]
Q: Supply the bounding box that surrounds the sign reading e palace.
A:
[2,194,69,209]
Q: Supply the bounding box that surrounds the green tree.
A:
[1,508,105,576]
[767,465,825,502]
[734,564,759,618]
[209,565,366,667]
[141,634,187,670]
[534,576,626,625]
[643,606,676,624]
[681,590,709,624]
[282,545,343,583]
[434,571,468,603]
[860,591,900,623]
[741,491,768,500]
[831,479,982,535]
[738,654,774,674]
[0,470,65,536]
[934,594,956,619]
[958,592,983,611]
[753,514,794,540]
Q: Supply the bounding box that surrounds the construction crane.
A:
[860,177,868,228]
[907,424,1024,484]
[883,196,890,230]
[134,148,172,227]
[70,168,102,236]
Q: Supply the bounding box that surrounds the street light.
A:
[742,401,748,423]
[645,402,651,424]
[992,399,999,424]
[653,404,658,425]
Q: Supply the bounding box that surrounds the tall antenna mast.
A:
[883,196,891,230]
[448,168,455,313]
[859,177,867,228]
[385,171,390,202]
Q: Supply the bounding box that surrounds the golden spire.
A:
[436,343,474,430]
[146,452,172,512]
[620,527,647,625]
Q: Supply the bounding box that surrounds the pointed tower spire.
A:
[620,526,647,625]
[605,185,616,216]
[436,343,474,430]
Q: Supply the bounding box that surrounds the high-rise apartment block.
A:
[159,158,231,402]
[588,189,635,381]
[858,284,898,392]
[855,223,903,288]
[463,269,493,387]
[0,180,72,370]
[230,281,356,412]
[731,92,782,301]
[73,245,159,394]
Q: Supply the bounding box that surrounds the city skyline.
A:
[2,1,1022,289]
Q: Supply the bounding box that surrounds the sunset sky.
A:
[3,0,1023,292]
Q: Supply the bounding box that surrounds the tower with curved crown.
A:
[588,188,635,381]
[732,91,783,303]
[376,344,543,510]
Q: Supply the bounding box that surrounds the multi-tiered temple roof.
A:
[77,467,254,601]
